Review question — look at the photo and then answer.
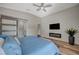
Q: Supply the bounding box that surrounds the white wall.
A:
[40,5,79,44]
[0,7,41,37]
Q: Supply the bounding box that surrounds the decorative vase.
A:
[69,36,75,45]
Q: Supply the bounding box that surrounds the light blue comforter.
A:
[19,36,60,55]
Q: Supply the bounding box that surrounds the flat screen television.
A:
[49,23,60,30]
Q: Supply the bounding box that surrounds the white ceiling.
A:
[0,3,78,18]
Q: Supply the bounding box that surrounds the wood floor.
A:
[51,39,79,55]
[43,37,79,55]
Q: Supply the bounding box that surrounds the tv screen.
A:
[49,23,60,29]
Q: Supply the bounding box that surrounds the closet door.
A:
[0,15,18,37]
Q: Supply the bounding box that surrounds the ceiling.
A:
[0,3,78,18]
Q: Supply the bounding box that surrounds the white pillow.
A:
[0,46,5,55]
[14,37,21,45]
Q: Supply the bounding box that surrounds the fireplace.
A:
[49,33,61,38]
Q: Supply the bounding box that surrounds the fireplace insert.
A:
[49,33,61,38]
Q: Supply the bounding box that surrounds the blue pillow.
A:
[3,43,22,55]
[1,35,22,55]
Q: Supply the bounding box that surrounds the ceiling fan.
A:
[33,3,52,12]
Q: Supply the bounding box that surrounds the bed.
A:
[0,35,60,55]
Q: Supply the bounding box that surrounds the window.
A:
[0,15,18,37]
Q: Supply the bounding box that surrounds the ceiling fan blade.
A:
[44,4,52,7]
[43,8,47,12]
[36,7,41,11]
[33,3,40,7]
[41,3,44,6]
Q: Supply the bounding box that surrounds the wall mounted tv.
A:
[49,23,60,30]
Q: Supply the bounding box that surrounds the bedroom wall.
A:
[0,7,41,37]
[40,5,79,44]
